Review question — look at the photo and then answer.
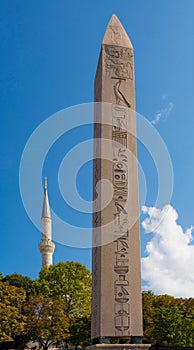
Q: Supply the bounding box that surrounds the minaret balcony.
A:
[39,239,55,253]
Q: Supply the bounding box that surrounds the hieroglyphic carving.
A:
[113,104,127,125]
[104,42,132,336]
[109,24,123,42]
[104,45,133,80]
[112,104,130,335]
[114,302,130,332]
[92,14,146,340]
[113,79,131,108]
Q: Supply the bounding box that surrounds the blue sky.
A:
[1,1,194,296]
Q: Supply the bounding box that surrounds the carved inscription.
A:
[108,44,132,335]
[104,45,133,80]
[113,79,131,108]
[112,104,130,335]
[109,24,123,42]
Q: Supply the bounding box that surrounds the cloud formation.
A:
[141,205,194,297]
[151,101,174,125]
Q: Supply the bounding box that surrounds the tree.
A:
[142,292,194,346]
[35,262,92,347]
[69,315,91,348]
[24,295,70,350]
[0,282,26,345]
[0,263,91,348]
[153,303,188,346]
[142,291,156,344]
[2,273,36,299]
[36,261,92,318]
[182,298,194,346]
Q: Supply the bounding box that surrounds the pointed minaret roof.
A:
[41,177,51,219]
[102,14,133,49]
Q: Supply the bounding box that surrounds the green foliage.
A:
[142,292,194,346]
[69,315,91,347]
[1,266,193,348]
[24,295,70,350]
[37,261,92,318]
[0,282,26,344]
[142,291,156,344]
[0,262,92,349]
[2,273,36,299]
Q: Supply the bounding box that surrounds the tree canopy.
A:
[24,295,70,350]
[142,292,194,346]
[0,262,92,349]
[0,282,26,344]
[0,265,193,349]
[36,261,92,318]
[2,273,36,299]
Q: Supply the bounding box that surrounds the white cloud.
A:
[151,101,174,125]
[141,204,194,297]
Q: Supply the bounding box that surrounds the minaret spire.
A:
[44,177,47,190]
[42,177,51,219]
[39,178,55,267]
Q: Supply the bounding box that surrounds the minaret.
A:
[39,178,55,267]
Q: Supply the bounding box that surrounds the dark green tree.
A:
[2,273,36,299]
[142,291,156,344]
[0,282,26,345]
[142,292,194,346]
[69,315,91,348]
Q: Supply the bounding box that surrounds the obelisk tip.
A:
[102,14,133,48]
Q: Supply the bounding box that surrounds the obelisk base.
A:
[87,344,151,350]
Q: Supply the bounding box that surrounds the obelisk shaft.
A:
[92,15,143,343]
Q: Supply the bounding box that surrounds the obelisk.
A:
[90,15,149,349]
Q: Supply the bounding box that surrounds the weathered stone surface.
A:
[91,15,143,343]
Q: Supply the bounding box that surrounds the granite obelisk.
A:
[91,15,145,345]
